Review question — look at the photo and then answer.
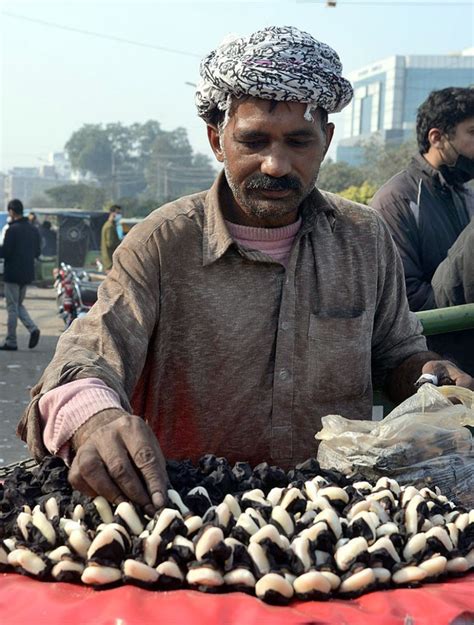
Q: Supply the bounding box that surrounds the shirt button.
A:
[279,368,289,380]
[281,321,290,331]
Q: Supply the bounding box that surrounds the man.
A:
[18,27,473,515]
[28,212,40,228]
[38,220,57,257]
[370,87,474,373]
[100,205,121,271]
[432,219,474,307]
[0,199,41,351]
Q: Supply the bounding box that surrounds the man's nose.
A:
[260,146,291,178]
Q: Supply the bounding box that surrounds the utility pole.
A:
[163,162,173,199]
[111,150,116,201]
[163,166,168,199]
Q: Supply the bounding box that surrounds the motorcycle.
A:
[54,263,100,327]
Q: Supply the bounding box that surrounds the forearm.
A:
[384,350,441,404]
[39,378,124,456]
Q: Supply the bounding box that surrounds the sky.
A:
[1,0,473,172]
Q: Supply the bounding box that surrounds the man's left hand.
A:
[422,360,474,390]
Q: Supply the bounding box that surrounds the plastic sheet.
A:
[1,572,473,625]
[316,385,474,506]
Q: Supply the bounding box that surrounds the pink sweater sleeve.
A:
[38,378,122,460]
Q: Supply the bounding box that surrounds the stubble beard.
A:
[224,159,320,222]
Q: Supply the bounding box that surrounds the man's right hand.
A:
[68,408,168,516]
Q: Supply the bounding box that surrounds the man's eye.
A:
[238,140,265,148]
[288,139,312,147]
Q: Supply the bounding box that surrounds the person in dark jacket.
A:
[0,199,41,351]
[38,220,57,257]
[370,87,474,374]
[432,219,474,307]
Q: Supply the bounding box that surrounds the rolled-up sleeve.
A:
[17,222,162,459]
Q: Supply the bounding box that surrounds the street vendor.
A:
[17,26,474,517]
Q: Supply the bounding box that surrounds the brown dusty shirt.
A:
[18,172,427,468]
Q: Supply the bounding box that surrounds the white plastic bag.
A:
[316,385,474,506]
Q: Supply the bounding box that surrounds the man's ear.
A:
[323,122,335,156]
[207,125,225,162]
[427,127,444,149]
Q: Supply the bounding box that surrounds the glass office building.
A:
[336,49,474,166]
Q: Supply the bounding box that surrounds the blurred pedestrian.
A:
[100,205,121,272]
[0,199,41,351]
[0,216,11,246]
[38,220,57,257]
[28,212,40,228]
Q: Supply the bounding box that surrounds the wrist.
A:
[71,407,128,451]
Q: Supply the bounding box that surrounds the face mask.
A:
[439,142,474,186]
[114,214,122,223]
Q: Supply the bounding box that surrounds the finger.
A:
[133,444,167,510]
[123,420,168,510]
[453,374,474,390]
[98,447,155,513]
[68,458,98,498]
[74,445,126,506]
[422,360,449,378]
[422,360,459,384]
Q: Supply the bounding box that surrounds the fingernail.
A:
[152,491,165,509]
[144,504,155,517]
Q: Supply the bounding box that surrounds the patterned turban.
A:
[195,25,353,123]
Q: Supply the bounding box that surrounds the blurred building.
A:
[3,167,61,208]
[336,48,474,166]
[49,152,72,179]
[2,152,84,208]
[0,173,6,209]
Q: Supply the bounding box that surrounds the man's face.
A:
[208,98,334,227]
[443,116,474,165]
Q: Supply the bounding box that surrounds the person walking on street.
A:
[100,205,121,272]
[0,199,41,351]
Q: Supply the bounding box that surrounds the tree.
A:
[28,193,53,208]
[144,128,215,202]
[64,121,215,205]
[338,181,378,205]
[116,196,160,218]
[65,124,113,179]
[45,184,107,211]
[318,158,365,193]
[361,136,417,188]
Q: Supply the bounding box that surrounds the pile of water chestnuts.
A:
[0,455,472,604]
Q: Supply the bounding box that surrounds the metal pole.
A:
[415,303,474,336]
[111,150,116,201]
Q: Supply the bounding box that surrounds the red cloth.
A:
[1,572,473,625]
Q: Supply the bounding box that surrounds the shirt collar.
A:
[202,170,336,266]
[413,152,452,188]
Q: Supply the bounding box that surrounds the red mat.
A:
[1,572,473,625]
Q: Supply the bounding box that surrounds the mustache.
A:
[245,174,302,192]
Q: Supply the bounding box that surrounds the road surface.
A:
[0,286,63,466]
